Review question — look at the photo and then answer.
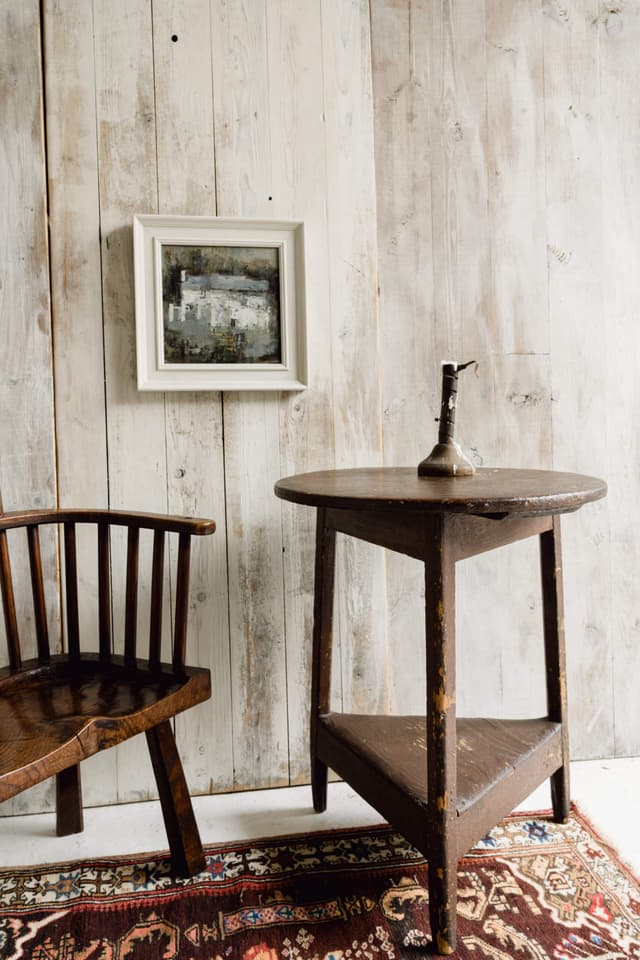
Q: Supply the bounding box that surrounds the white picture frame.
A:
[133,215,308,391]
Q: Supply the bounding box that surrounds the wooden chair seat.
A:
[0,655,210,801]
[0,506,216,877]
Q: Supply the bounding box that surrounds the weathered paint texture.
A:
[0,0,637,815]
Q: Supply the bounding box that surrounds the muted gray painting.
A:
[162,244,281,364]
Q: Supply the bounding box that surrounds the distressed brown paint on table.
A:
[275,467,607,956]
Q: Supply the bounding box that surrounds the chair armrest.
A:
[0,508,216,535]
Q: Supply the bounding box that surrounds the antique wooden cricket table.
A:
[275,466,607,955]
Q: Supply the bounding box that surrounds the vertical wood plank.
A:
[93,0,168,802]
[45,0,108,511]
[151,0,233,795]
[428,0,493,365]
[266,0,337,784]
[542,0,613,759]
[0,0,57,526]
[484,0,551,723]
[597,0,640,757]
[0,4,58,817]
[221,395,290,788]
[211,0,289,790]
[485,0,548,356]
[44,0,116,809]
[457,1,551,723]
[321,0,388,716]
[370,0,433,715]
[165,399,232,792]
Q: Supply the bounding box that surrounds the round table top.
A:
[274,467,607,516]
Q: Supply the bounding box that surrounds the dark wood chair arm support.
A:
[0,508,216,536]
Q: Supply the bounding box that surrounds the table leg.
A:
[540,515,570,822]
[424,514,457,955]
[311,508,336,813]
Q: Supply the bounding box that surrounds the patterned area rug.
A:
[0,806,638,959]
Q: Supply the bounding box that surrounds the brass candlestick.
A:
[417,360,476,478]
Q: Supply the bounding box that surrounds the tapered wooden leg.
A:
[427,853,458,957]
[56,764,84,836]
[146,720,206,877]
[311,757,328,812]
[310,510,336,813]
[540,515,570,822]
[424,514,457,955]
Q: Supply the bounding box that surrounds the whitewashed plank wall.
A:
[597,0,640,756]
[0,0,59,817]
[1,0,638,816]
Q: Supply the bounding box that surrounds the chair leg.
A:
[550,764,570,823]
[56,764,84,836]
[311,757,328,813]
[146,720,206,878]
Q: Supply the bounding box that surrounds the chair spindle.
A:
[98,522,112,660]
[64,523,80,659]
[124,526,139,666]
[27,525,50,664]
[148,529,165,669]
[173,533,191,671]
[0,529,20,670]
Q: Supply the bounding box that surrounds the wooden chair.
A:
[0,505,215,877]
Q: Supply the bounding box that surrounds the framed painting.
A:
[133,215,308,391]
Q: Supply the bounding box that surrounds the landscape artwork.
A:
[161,243,282,365]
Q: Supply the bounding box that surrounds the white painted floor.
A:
[0,757,638,874]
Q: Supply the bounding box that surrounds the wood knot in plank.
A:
[507,391,545,408]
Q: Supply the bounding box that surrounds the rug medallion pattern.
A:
[0,807,637,958]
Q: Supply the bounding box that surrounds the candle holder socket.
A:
[418,361,476,478]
